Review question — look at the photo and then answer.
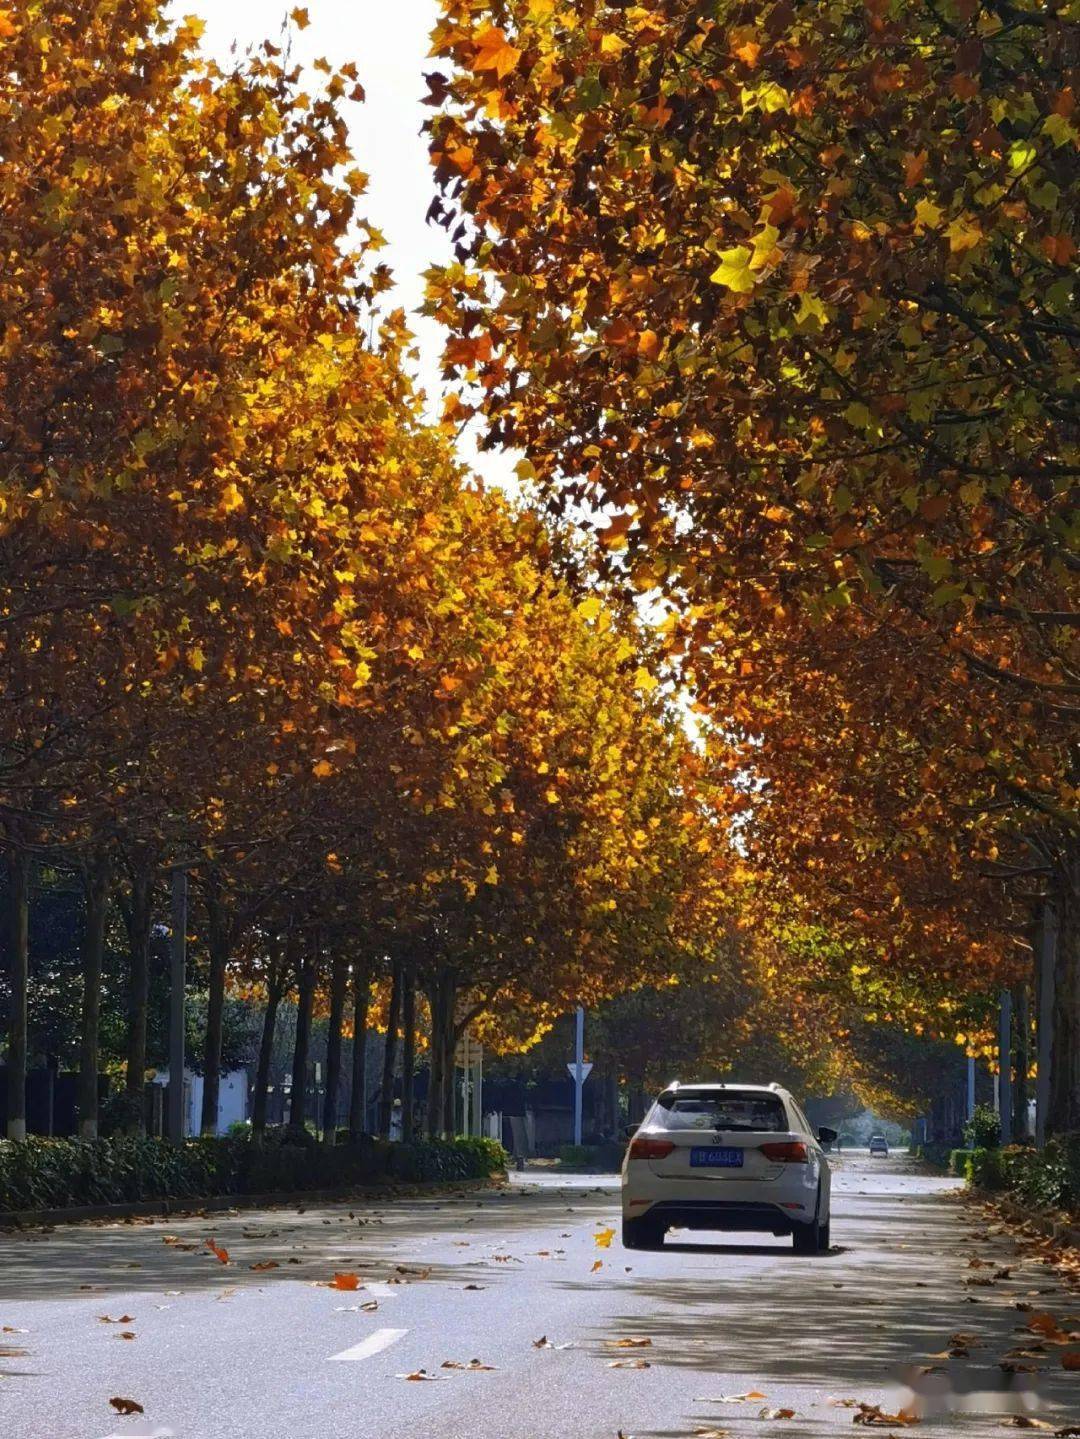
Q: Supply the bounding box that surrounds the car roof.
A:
[660,1082,791,1097]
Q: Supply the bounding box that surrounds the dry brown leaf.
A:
[98,1315,135,1324]
[853,1400,919,1426]
[760,1407,796,1420]
[398,1369,440,1381]
[109,1398,144,1415]
[606,1337,653,1349]
[608,1359,651,1369]
[591,1260,604,1273]
[250,1260,279,1271]
[1062,1350,1080,1370]
[205,1239,229,1265]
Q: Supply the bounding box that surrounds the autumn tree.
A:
[426,0,1079,1128]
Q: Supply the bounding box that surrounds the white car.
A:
[621,1082,835,1254]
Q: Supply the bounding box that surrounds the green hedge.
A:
[952,1137,1080,1215]
[912,1141,953,1168]
[0,1132,508,1214]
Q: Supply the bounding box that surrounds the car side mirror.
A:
[818,1126,838,1145]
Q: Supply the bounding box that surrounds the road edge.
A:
[0,1173,507,1232]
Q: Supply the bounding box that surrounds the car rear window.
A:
[651,1089,789,1133]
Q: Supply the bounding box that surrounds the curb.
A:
[983,1193,1080,1249]
[0,1173,505,1232]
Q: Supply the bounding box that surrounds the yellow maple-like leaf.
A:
[634,666,659,692]
[709,246,756,293]
[946,214,982,253]
[312,759,333,778]
[577,595,603,620]
[473,26,522,79]
[594,1227,615,1248]
[913,198,943,231]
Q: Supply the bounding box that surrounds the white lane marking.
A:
[329,1327,408,1362]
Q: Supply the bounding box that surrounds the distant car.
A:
[869,1134,889,1157]
[621,1082,835,1255]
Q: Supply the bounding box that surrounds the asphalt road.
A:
[1,1151,1077,1439]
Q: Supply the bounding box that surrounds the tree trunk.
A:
[200,887,230,1136]
[348,960,371,1140]
[289,935,318,1134]
[1013,978,1031,1141]
[441,975,458,1138]
[400,964,417,1143]
[378,959,402,1139]
[251,939,287,1136]
[122,867,153,1134]
[425,978,444,1139]
[5,845,29,1141]
[78,858,110,1140]
[1049,849,1080,1136]
[322,950,348,1145]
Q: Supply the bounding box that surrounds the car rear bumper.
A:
[641,1198,803,1235]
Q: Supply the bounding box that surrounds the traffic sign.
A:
[566,1061,593,1082]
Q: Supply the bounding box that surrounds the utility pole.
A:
[574,1006,584,1146]
[966,1055,975,1125]
[168,870,188,1143]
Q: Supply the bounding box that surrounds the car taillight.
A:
[760,1141,809,1163]
[629,1136,676,1160]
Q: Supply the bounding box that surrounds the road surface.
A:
[1,1151,1076,1438]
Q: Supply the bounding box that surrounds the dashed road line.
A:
[329,1327,408,1362]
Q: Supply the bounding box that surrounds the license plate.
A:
[690,1147,743,1168]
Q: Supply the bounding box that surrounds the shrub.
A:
[0,1133,507,1214]
[558,1144,594,1169]
[963,1104,1001,1150]
[949,1148,973,1179]
[967,1146,1006,1190]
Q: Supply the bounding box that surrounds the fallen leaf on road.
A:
[694,1430,731,1438]
[396,1265,432,1278]
[2,1327,28,1334]
[852,1400,918,1426]
[205,1239,229,1265]
[331,1273,361,1291]
[1001,1417,1055,1428]
[441,1359,496,1371]
[595,1227,615,1249]
[118,1332,135,1341]
[608,1359,651,1369]
[759,1407,796,1420]
[397,1370,441,1381]
[591,1260,603,1273]
[949,1332,982,1348]
[695,1391,767,1403]
[98,1315,135,1324]
[1062,1351,1080,1370]
[533,1336,574,1349]
[606,1338,652,1349]
[109,1398,144,1415]
[250,1261,279,1271]
[1028,1314,1069,1341]
[0,1345,29,1358]
[463,1284,486,1291]
[828,1398,860,1408]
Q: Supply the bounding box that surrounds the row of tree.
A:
[0,2,741,1141]
[426,0,1078,1129]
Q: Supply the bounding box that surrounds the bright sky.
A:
[200,1,515,490]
